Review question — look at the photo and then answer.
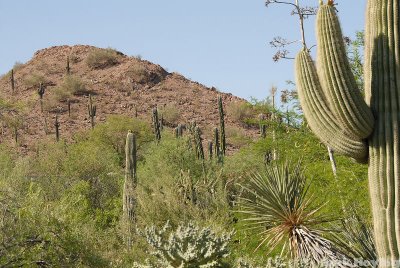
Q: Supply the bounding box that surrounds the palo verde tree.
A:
[293,0,400,265]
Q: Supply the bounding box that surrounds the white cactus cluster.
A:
[134,221,232,268]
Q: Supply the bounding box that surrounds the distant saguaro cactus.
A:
[152,107,161,142]
[295,1,399,263]
[208,141,213,160]
[218,96,226,155]
[87,94,97,129]
[67,99,71,117]
[213,127,221,162]
[123,131,137,247]
[66,56,70,75]
[38,83,45,113]
[54,115,60,142]
[194,126,204,160]
[10,69,15,93]
[260,124,267,138]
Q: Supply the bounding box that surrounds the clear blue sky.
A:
[0,0,365,101]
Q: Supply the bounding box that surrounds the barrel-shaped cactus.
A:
[296,1,400,264]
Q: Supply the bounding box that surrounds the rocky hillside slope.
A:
[0,45,255,152]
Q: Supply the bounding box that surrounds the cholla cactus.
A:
[135,222,232,268]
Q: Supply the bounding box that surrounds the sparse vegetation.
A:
[53,75,87,101]
[23,73,46,88]
[86,48,121,69]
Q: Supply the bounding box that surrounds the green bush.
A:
[53,75,87,100]
[86,48,121,69]
[23,73,46,88]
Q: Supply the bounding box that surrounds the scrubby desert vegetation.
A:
[2,0,400,266]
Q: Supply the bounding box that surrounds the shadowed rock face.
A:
[0,45,254,152]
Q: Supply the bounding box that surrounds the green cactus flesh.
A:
[295,49,367,161]
[123,131,137,247]
[364,0,400,262]
[297,1,400,264]
[316,5,374,139]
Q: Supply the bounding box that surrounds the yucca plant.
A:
[330,212,377,268]
[238,162,351,266]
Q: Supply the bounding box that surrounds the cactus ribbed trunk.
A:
[295,1,400,265]
[365,0,400,263]
[218,96,226,156]
[123,131,137,248]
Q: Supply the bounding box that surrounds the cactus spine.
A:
[218,96,226,156]
[10,69,14,93]
[87,94,96,129]
[123,131,137,247]
[152,107,161,142]
[38,83,45,113]
[295,1,400,263]
[54,115,60,142]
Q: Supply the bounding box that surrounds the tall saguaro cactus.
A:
[152,107,161,142]
[10,69,15,93]
[217,96,226,156]
[295,1,400,264]
[38,83,45,113]
[123,131,137,247]
[87,94,96,129]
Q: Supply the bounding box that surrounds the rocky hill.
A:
[0,45,256,153]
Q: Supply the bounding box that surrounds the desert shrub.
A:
[53,75,86,101]
[23,73,46,88]
[86,48,121,69]
[134,222,232,268]
[225,126,251,148]
[127,63,148,83]
[136,134,230,227]
[227,101,254,124]
[87,115,153,161]
[0,178,110,267]
[160,103,180,126]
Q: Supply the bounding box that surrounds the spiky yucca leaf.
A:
[238,162,351,266]
[330,213,377,267]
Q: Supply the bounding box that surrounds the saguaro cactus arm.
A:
[316,5,374,139]
[295,50,367,161]
[296,1,400,265]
